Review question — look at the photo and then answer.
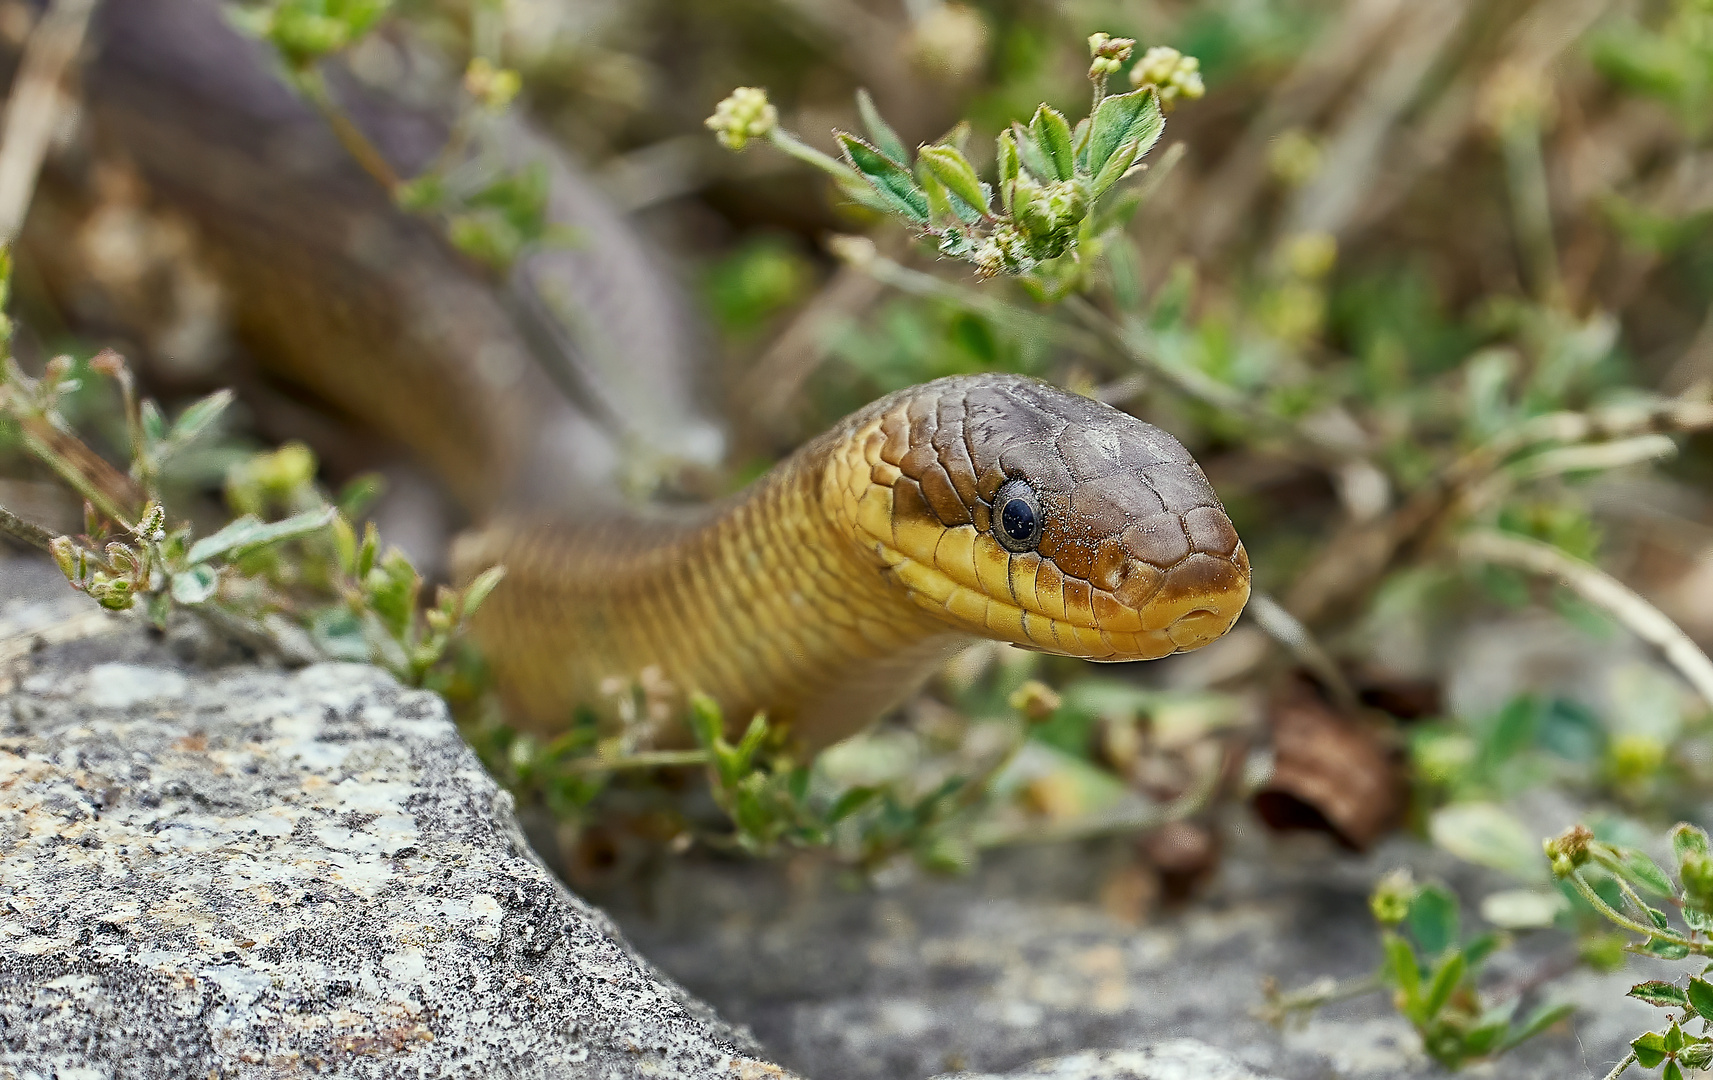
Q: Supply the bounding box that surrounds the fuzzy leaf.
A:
[1384,933,1421,1005]
[1029,105,1075,181]
[460,565,506,620]
[185,508,335,566]
[1688,977,1713,1021]
[855,88,907,163]
[1680,1043,1713,1071]
[1639,937,1693,960]
[1422,950,1466,1021]
[1673,823,1710,863]
[1407,884,1460,957]
[996,129,1020,211]
[1087,87,1164,178]
[918,144,990,215]
[166,390,234,449]
[836,133,928,223]
[1687,905,1713,934]
[917,166,959,228]
[1633,1031,1669,1069]
[1090,138,1141,199]
[1630,981,1691,1009]
[1594,844,1676,898]
[169,563,218,606]
[1500,1001,1575,1051]
[1010,121,1054,181]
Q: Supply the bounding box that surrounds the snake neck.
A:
[452,433,967,751]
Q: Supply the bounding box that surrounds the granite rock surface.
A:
[0,567,789,1079]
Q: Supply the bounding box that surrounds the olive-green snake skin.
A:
[455,374,1251,750]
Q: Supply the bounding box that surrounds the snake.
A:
[29,2,1251,751]
[454,373,1251,750]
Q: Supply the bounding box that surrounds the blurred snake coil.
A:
[455,374,1251,750]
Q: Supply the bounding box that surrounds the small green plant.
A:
[225,0,564,270]
[1263,870,1573,1068]
[706,33,1199,297]
[0,247,500,687]
[1545,822,1713,1079]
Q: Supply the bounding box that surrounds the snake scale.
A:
[456,374,1250,749]
[23,0,1251,750]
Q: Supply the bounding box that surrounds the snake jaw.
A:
[827,374,1252,663]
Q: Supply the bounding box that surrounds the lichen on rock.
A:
[0,650,786,1078]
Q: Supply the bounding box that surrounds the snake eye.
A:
[994,480,1042,553]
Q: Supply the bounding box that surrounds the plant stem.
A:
[0,501,53,551]
[17,421,135,529]
[293,66,401,195]
[1601,1051,1638,1080]
[1565,869,1703,951]
[1459,529,1713,714]
[562,749,711,774]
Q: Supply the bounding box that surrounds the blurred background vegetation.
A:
[5,0,1713,1066]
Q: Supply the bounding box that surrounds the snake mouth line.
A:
[871,536,1250,661]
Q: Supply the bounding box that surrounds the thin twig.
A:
[17,418,137,528]
[292,67,401,195]
[0,500,53,551]
[1601,1050,1638,1080]
[560,749,711,774]
[0,0,99,245]
[1459,529,1713,713]
[1246,591,1359,711]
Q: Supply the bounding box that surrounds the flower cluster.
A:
[704,87,779,151]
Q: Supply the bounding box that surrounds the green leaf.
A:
[917,166,959,228]
[918,144,990,216]
[1688,977,1713,1020]
[1384,933,1421,1005]
[309,606,370,662]
[364,548,421,642]
[996,129,1020,212]
[459,566,506,621]
[1407,884,1460,957]
[1009,121,1053,182]
[1594,844,1676,898]
[835,133,928,224]
[1666,1060,1685,1080]
[1675,823,1712,863]
[1680,1043,1713,1071]
[185,508,335,566]
[169,563,218,606]
[1687,905,1713,934]
[1666,1021,1686,1055]
[140,400,167,447]
[1087,87,1164,178]
[166,390,234,449]
[687,692,724,751]
[1028,105,1075,181]
[1089,138,1141,199]
[1630,981,1691,1009]
[1634,1030,1670,1069]
[1638,937,1694,960]
[1429,803,1543,879]
[854,88,908,163]
[1422,950,1467,1021]
[827,786,881,824]
[1500,1001,1575,1051]
[1479,888,1569,929]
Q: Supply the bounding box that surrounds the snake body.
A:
[455,374,1250,749]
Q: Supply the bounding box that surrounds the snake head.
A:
[832,374,1251,660]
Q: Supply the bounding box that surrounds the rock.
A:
[934,1041,1269,1080]
[0,580,790,1079]
[584,828,1658,1080]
